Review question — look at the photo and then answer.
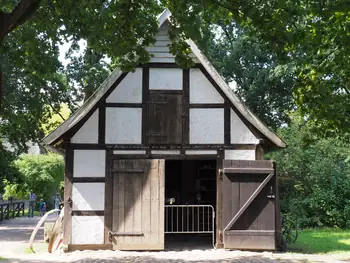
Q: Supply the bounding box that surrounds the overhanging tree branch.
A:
[0,0,41,43]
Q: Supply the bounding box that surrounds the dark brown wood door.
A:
[110,159,165,250]
[147,91,182,144]
[222,160,276,250]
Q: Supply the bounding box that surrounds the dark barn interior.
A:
[164,160,217,249]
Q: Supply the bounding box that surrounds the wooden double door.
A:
[107,158,278,251]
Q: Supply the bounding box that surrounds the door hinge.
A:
[219,169,223,180]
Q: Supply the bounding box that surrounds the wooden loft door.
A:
[146,91,183,144]
[222,160,277,250]
[110,159,165,250]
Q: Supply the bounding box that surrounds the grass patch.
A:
[0,256,7,262]
[288,228,350,254]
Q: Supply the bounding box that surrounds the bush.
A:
[3,153,64,209]
[268,115,350,228]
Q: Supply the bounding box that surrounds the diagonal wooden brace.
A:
[223,173,274,231]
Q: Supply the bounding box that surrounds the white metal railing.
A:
[165,205,215,248]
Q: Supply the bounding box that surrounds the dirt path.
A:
[0,216,348,263]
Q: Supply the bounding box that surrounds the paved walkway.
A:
[0,216,348,263]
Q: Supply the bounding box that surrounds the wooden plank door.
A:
[110,159,165,250]
[222,160,276,250]
[147,91,182,144]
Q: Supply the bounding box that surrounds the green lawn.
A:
[288,228,350,254]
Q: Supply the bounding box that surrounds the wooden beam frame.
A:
[216,149,224,248]
[71,210,104,216]
[72,177,105,183]
[142,67,149,145]
[104,150,113,244]
[63,139,73,247]
[182,69,190,145]
[70,143,257,150]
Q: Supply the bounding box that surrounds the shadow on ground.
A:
[0,255,313,263]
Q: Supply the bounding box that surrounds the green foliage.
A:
[198,24,296,129]
[1,0,350,148]
[268,114,350,228]
[2,153,64,207]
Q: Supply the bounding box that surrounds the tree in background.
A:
[2,153,64,209]
[1,0,350,151]
[198,23,296,129]
[267,114,350,228]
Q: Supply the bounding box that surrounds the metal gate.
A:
[165,205,215,248]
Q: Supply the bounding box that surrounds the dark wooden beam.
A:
[149,90,182,95]
[70,143,257,150]
[105,103,142,108]
[98,104,106,144]
[142,67,149,145]
[224,99,231,144]
[182,69,190,145]
[189,103,225,108]
[71,210,105,216]
[72,177,105,183]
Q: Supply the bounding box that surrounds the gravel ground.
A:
[0,216,348,263]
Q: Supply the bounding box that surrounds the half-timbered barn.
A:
[43,9,286,251]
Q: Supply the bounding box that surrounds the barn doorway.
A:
[164,160,217,250]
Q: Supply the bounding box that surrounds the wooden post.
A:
[63,139,73,249]
[216,149,224,248]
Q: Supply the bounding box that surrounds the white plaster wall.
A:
[106,69,142,103]
[72,183,105,210]
[113,150,146,155]
[190,68,224,104]
[189,109,224,144]
[185,150,217,155]
[73,150,105,177]
[151,150,180,155]
[72,216,104,244]
[225,150,256,160]
[230,109,259,144]
[105,107,142,144]
[71,109,98,144]
[149,68,182,90]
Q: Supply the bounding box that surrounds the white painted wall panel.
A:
[230,109,259,144]
[185,150,217,155]
[113,150,146,155]
[149,68,182,90]
[73,150,105,177]
[225,150,256,160]
[71,109,98,143]
[72,183,105,210]
[106,69,142,103]
[72,216,104,244]
[190,68,224,104]
[189,109,224,144]
[105,107,142,144]
[151,150,180,155]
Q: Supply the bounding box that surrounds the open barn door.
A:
[222,160,276,250]
[110,159,165,250]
